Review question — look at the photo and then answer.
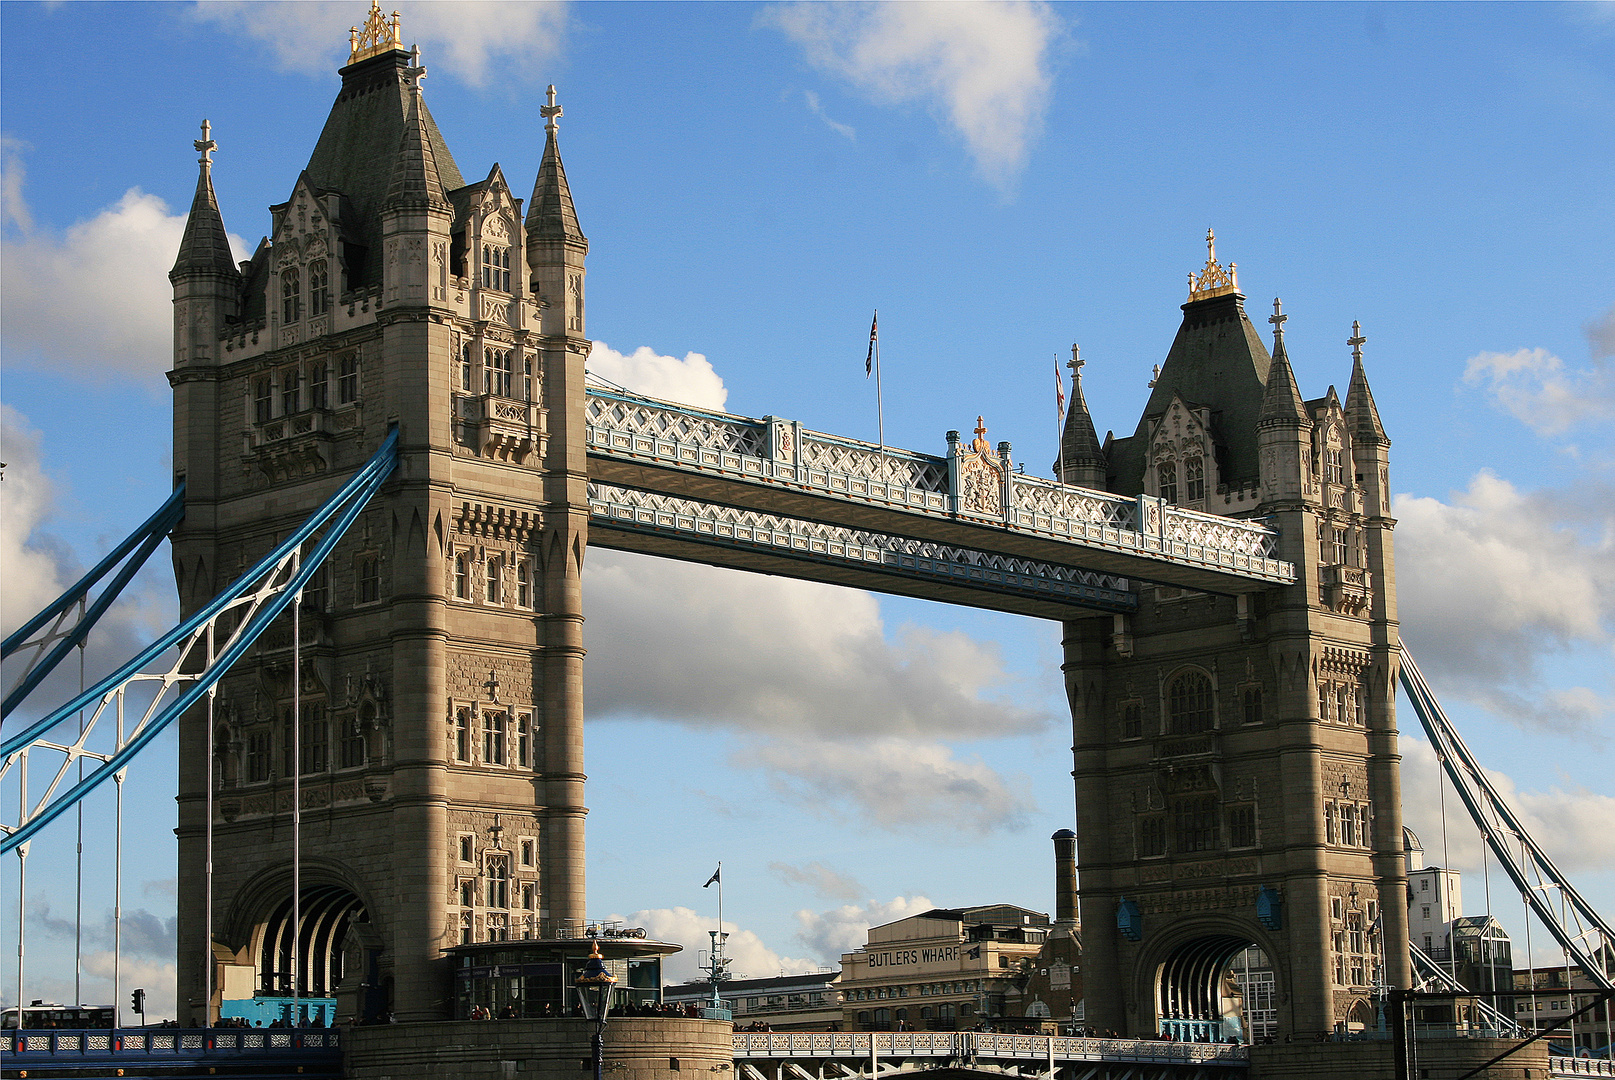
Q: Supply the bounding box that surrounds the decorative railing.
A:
[589,484,1137,612]
[584,388,1293,585]
[1551,1057,1615,1077]
[731,1030,1248,1066]
[5,1027,342,1058]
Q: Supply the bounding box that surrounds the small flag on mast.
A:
[866,311,878,377]
[1055,355,1066,423]
[703,867,721,888]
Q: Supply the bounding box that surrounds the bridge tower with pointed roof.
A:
[168,4,592,1024]
[1056,234,1409,1039]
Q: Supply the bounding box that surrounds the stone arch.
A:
[1131,914,1288,1043]
[222,858,385,1006]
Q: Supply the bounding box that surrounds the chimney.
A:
[1052,829,1079,935]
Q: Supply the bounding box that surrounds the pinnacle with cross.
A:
[1206,227,1217,263]
[1068,343,1084,379]
[1349,320,1366,361]
[483,668,500,704]
[403,44,426,91]
[1269,297,1287,341]
[542,84,563,134]
[194,119,217,169]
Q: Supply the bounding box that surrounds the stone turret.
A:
[170,121,240,370]
[1257,298,1315,508]
[380,49,453,309]
[1055,345,1107,488]
[526,85,588,339]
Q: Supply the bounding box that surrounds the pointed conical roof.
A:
[1260,333,1308,424]
[526,128,585,244]
[171,162,238,279]
[302,49,464,283]
[1055,368,1106,478]
[384,86,448,210]
[1344,348,1388,444]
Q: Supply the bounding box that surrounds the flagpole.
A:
[1055,354,1066,485]
[874,324,885,455]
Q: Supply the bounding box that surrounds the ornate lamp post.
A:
[575,940,616,1080]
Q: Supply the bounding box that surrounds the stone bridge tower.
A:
[1057,235,1410,1038]
[169,8,590,1024]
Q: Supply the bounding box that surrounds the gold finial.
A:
[971,416,991,455]
[542,84,564,134]
[1188,227,1240,301]
[349,0,404,65]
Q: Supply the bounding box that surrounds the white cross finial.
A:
[404,44,426,90]
[1269,297,1286,339]
[1348,320,1366,361]
[1069,343,1084,375]
[542,84,564,134]
[194,119,217,168]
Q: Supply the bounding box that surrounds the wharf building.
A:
[838,905,1052,1030]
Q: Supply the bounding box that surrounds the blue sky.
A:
[2,2,1612,1018]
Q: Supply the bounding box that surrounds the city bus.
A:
[2,1003,116,1029]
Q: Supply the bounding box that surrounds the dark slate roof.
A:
[171,164,239,279]
[1107,291,1273,495]
[1260,334,1308,425]
[1055,372,1106,476]
[1345,355,1388,444]
[303,48,464,282]
[383,88,449,210]
[526,128,585,243]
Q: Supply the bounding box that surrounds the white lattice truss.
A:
[584,388,1290,584]
[588,484,1137,613]
[731,1031,1247,1074]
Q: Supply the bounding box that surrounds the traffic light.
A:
[131,988,146,1016]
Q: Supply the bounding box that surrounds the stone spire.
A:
[1344,320,1388,445]
[171,119,239,279]
[1259,297,1307,425]
[383,48,448,210]
[525,85,585,244]
[1056,343,1107,487]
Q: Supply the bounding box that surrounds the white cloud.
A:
[1463,346,1615,437]
[614,907,822,985]
[2,135,32,231]
[583,550,1049,741]
[767,1,1061,191]
[793,896,935,963]
[1401,736,1615,878]
[743,736,1037,834]
[586,341,728,411]
[769,860,867,902]
[188,1,570,88]
[1393,471,1614,731]
[1,405,71,637]
[805,90,857,141]
[0,156,247,380]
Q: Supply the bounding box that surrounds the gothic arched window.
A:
[1185,455,1205,501]
[1157,459,1178,504]
[453,554,469,599]
[308,259,329,315]
[281,267,301,324]
[483,348,512,398]
[1167,670,1215,734]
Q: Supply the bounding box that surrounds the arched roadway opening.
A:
[1135,918,1286,1044]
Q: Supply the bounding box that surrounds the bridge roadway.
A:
[584,388,1295,618]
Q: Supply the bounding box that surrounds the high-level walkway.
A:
[585,388,1293,618]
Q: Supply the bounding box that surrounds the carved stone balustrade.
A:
[460,393,541,461]
[1321,563,1374,615]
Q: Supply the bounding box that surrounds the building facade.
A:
[1058,238,1411,1038]
[662,973,843,1031]
[838,906,1050,1030]
[170,5,591,1024]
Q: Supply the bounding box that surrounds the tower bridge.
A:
[4,7,1610,1078]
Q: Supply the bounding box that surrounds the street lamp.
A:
[575,940,616,1080]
